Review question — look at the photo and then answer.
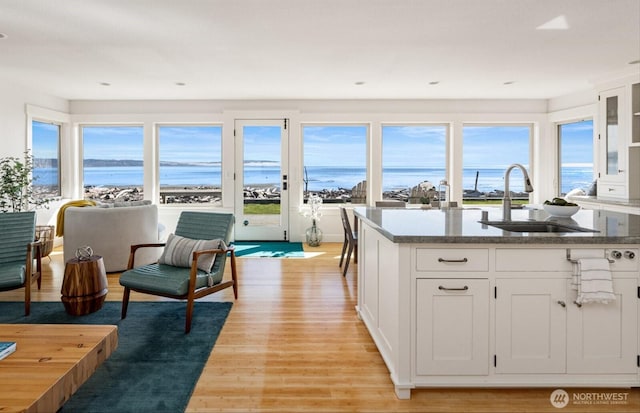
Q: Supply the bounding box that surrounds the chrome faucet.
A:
[503,163,534,221]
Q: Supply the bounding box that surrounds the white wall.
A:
[0,80,68,157]
[0,80,69,228]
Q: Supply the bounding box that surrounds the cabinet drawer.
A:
[597,182,626,200]
[416,248,488,272]
[496,249,572,272]
[496,248,640,273]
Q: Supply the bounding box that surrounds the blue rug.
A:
[0,301,232,413]
[233,241,304,257]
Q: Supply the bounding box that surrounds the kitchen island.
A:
[354,207,640,399]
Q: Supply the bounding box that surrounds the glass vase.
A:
[305,219,323,247]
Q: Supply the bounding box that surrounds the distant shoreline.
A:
[81,184,531,204]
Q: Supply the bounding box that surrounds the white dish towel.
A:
[571,258,616,304]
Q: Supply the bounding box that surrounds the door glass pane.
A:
[243,125,281,223]
[605,96,619,175]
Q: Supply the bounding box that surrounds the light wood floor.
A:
[2,245,638,412]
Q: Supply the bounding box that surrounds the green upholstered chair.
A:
[0,211,43,315]
[119,211,238,333]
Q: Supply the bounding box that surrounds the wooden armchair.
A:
[0,211,42,315]
[339,207,358,277]
[119,211,238,333]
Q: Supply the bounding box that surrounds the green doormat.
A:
[0,301,232,413]
[233,241,304,257]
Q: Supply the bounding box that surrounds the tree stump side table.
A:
[61,255,108,315]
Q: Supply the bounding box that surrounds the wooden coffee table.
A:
[0,324,118,413]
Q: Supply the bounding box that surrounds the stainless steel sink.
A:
[480,220,598,233]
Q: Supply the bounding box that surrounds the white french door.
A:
[234,119,289,241]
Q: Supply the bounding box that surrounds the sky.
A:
[32,121,594,170]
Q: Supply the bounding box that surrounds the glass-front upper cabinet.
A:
[598,87,625,181]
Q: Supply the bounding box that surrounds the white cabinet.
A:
[597,79,640,200]
[567,277,639,374]
[495,278,567,374]
[355,222,640,399]
[416,279,489,375]
[495,248,639,375]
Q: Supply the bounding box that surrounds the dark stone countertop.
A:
[353,207,640,244]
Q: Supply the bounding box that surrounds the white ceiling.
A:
[0,0,638,101]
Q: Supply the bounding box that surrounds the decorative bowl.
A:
[543,204,580,217]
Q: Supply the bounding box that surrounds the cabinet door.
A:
[495,278,566,374]
[567,278,639,374]
[416,279,489,376]
[598,87,626,184]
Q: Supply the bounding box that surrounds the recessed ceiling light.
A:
[354,81,366,86]
[428,81,440,85]
[175,82,186,86]
[99,82,111,86]
[629,60,640,65]
[503,81,515,85]
[536,15,569,30]
[0,33,8,39]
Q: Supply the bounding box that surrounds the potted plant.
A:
[0,151,53,256]
[0,151,50,213]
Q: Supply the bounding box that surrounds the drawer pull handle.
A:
[438,285,469,291]
[438,258,468,263]
[573,300,582,308]
[557,300,566,308]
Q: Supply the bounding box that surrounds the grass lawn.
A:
[244,203,281,214]
[463,199,529,206]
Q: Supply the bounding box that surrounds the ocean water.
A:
[34,165,594,194]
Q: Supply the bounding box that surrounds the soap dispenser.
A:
[438,179,450,208]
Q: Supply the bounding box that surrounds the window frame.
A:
[556,118,595,196]
[156,123,224,205]
[31,119,62,199]
[380,123,450,203]
[301,123,369,204]
[80,124,145,203]
[461,123,534,204]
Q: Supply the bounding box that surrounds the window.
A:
[82,126,144,202]
[158,125,222,205]
[558,120,594,195]
[382,125,447,203]
[462,125,531,204]
[302,125,367,203]
[32,120,61,198]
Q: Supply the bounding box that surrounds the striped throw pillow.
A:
[158,234,223,272]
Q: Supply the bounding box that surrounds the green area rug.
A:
[0,301,232,413]
[233,241,304,257]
